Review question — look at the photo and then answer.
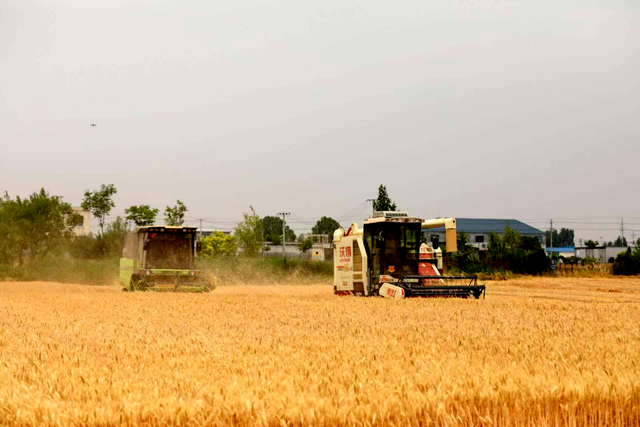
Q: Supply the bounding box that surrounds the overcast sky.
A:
[1,0,638,243]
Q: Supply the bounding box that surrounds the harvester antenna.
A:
[278,212,290,260]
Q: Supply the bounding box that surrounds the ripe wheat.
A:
[1,278,639,426]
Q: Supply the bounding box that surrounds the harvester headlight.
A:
[145,270,151,275]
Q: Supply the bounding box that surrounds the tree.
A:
[372,185,397,212]
[125,205,159,227]
[262,215,296,243]
[164,200,187,226]
[298,237,314,253]
[487,226,550,275]
[544,228,575,247]
[235,206,263,256]
[584,240,599,249]
[0,189,81,265]
[101,216,128,257]
[312,216,341,236]
[81,184,117,236]
[613,236,628,247]
[201,231,237,256]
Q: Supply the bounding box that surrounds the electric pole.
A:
[549,219,553,259]
[620,218,625,243]
[278,212,290,260]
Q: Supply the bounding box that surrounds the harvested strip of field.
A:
[1,280,639,426]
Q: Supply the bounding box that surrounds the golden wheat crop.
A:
[1,278,639,426]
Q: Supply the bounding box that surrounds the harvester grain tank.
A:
[119,225,212,292]
[333,212,484,299]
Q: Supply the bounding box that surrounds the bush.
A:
[612,247,640,276]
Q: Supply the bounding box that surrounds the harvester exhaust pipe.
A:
[421,218,457,253]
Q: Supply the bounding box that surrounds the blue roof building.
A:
[423,218,544,250]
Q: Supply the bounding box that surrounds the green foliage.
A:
[0,189,81,266]
[584,240,599,249]
[487,227,550,275]
[81,184,117,235]
[452,231,483,274]
[234,206,263,257]
[372,185,397,212]
[67,217,128,259]
[311,216,341,236]
[262,216,296,243]
[544,228,575,247]
[164,200,187,226]
[201,231,237,257]
[612,242,640,275]
[125,205,159,227]
[613,236,628,247]
[297,237,314,253]
[196,256,332,285]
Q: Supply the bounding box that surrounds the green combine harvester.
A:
[119,225,212,292]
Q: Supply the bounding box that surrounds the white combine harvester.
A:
[333,211,485,299]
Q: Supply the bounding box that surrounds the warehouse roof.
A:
[426,218,543,235]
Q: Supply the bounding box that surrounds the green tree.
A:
[164,200,187,226]
[584,240,599,249]
[0,189,81,265]
[81,183,117,236]
[487,226,549,275]
[545,228,575,247]
[312,216,341,236]
[235,206,263,256]
[201,231,237,256]
[372,185,397,212]
[613,236,628,247]
[125,205,159,227]
[101,216,128,257]
[262,215,296,243]
[297,237,314,253]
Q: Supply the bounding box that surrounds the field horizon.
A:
[1,277,639,425]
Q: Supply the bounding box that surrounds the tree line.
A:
[0,184,352,263]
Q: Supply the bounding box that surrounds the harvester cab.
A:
[119,226,212,292]
[333,212,484,299]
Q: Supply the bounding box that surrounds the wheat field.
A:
[1,278,639,426]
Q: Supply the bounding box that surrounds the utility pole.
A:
[278,212,290,260]
[620,218,625,243]
[549,219,553,259]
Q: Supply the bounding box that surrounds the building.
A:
[575,246,631,263]
[423,218,544,250]
[72,207,91,236]
[546,247,575,257]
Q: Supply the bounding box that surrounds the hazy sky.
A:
[2,0,639,242]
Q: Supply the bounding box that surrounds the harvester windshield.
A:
[364,222,420,278]
[146,233,195,269]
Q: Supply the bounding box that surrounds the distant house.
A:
[198,229,232,239]
[575,246,631,263]
[72,207,91,236]
[546,247,575,258]
[423,218,544,250]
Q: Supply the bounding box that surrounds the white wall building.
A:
[72,207,91,236]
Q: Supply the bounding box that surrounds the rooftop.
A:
[426,218,543,235]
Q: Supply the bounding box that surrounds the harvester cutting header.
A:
[333,212,485,299]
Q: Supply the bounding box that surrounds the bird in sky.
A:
[90,123,97,127]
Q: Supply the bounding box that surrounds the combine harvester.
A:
[333,212,485,299]
[119,226,212,292]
